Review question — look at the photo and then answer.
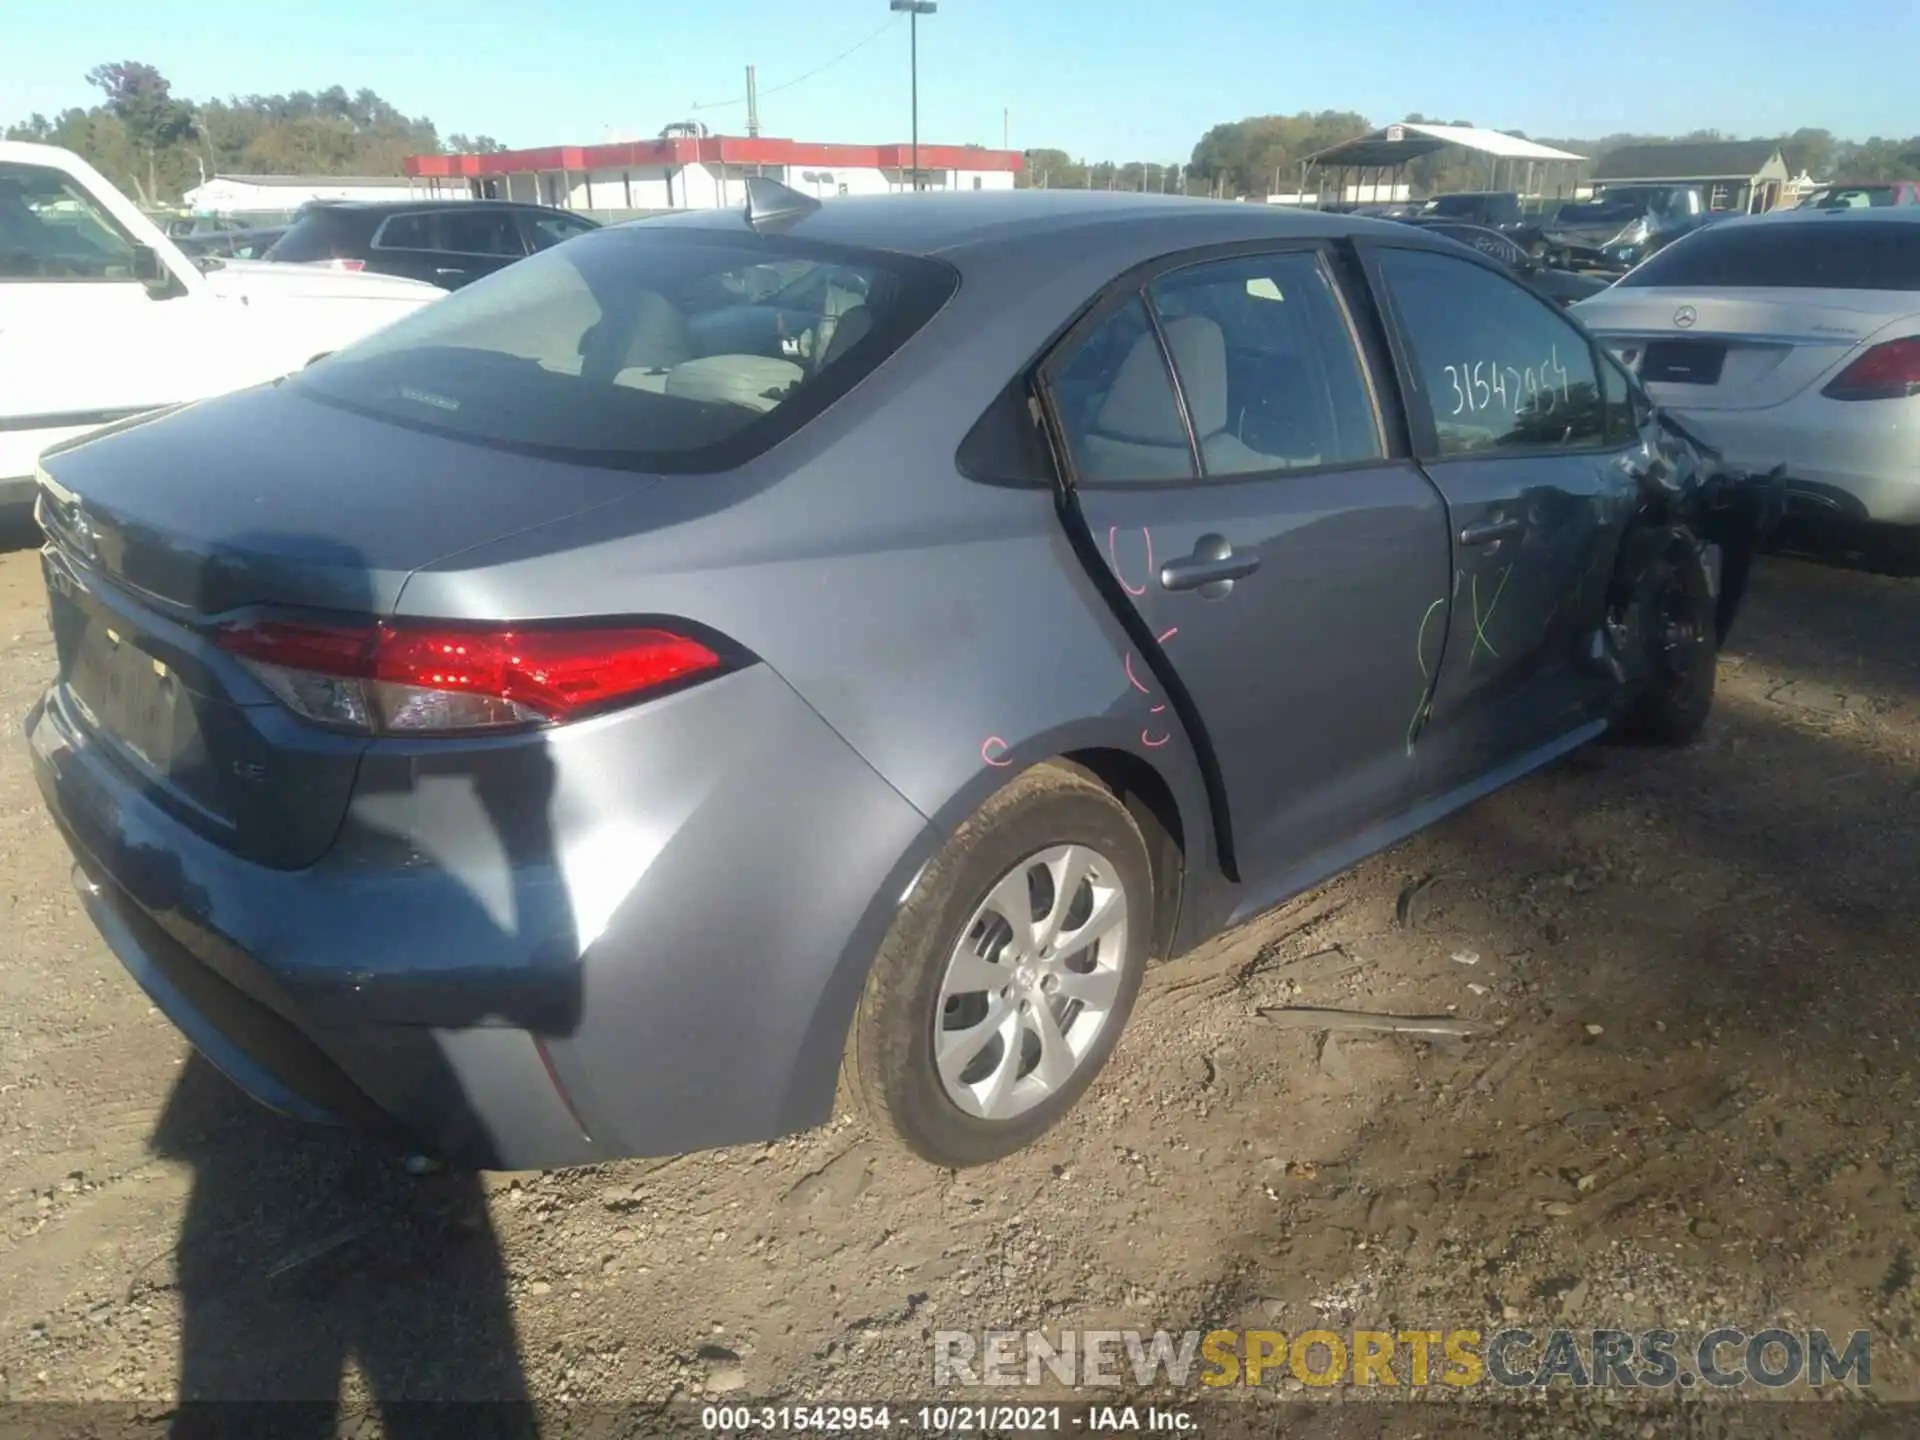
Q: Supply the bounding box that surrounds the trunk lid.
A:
[1573,287,1920,411]
[37,382,658,868]
[201,259,443,305]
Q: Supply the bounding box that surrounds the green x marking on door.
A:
[1470,565,1513,663]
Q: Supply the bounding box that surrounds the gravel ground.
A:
[1,527,1916,1435]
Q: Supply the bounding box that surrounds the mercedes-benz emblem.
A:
[1673,304,1698,329]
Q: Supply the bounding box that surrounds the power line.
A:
[691,15,904,113]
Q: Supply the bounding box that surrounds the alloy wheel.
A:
[932,844,1130,1121]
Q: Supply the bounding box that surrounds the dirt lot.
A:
[1,528,1916,1434]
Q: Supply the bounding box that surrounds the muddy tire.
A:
[1614,541,1718,746]
[843,762,1153,1169]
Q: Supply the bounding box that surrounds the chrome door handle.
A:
[1459,516,1523,546]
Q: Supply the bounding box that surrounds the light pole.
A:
[889,0,936,190]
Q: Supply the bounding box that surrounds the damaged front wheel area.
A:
[1607,530,1719,747]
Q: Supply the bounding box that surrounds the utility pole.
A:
[745,65,760,138]
[889,1,937,189]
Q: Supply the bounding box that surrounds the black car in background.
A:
[1397,219,1613,306]
[1417,191,1549,252]
[261,199,600,289]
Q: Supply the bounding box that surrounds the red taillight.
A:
[1821,336,1920,401]
[216,619,723,734]
[327,258,367,272]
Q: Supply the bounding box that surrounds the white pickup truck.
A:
[1,141,444,516]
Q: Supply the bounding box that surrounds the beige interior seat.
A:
[1082,316,1291,479]
[611,291,696,392]
[663,355,806,413]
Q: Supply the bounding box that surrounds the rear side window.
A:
[526,211,600,251]
[441,210,526,257]
[1051,298,1197,483]
[373,212,438,250]
[1618,221,1920,291]
[1377,247,1606,457]
[263,209,365,263]
[289,227,957,473]
[1148,251,1384,473]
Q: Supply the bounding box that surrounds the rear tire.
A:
[843,762,1153,1169]
[1614,541,1718,746]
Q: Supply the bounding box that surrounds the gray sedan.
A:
[28,185,1765,1171]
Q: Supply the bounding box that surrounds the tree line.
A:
[3,61,503,208]
[1021,114,1920,199]
[9,62,1919,209]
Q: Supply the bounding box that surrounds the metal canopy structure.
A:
[1298,122,1587,206]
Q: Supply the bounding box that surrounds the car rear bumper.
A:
[28,662,934,1170]
[1654,403,1920,527]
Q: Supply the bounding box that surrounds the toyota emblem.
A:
[1673,304,1698,329]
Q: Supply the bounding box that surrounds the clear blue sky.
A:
[8,0,1917,159]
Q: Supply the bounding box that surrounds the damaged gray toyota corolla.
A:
[25,183,1780,1171]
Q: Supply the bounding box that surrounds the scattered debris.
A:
[1316,1033,1355,1083]
[1766,680,1855,714]
[1451,950,1481,966]
[1584,1023,1605,1037]
[1393,872,1461,929]
[1258,1006,1480,1038]
[265,1221,377,1281]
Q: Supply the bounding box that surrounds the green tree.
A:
[85,61,196,205]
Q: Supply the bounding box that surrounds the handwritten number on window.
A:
[1440,344,1573,419]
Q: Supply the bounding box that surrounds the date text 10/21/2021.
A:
[699,1404,1198,1434]
[1442,345,1574,420]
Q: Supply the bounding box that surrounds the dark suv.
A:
[261,199,599,289]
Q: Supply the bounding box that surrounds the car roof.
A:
[1718,206,1920,231]
[627,188,1424,263]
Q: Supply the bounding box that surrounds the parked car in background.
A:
[1796,181,1920,210]
[1417,191,1548,252]
[0,141,444,519]
[1544,184,1723,273]
[29,185,1774,1173]
[177,225,288,260]
[262,199,600,290]
[1575,208,1920,572]
[1396,219,1613,306]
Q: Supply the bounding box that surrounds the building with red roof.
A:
[404,135,1025,215]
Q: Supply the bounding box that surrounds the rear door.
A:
[433,209,533,287]
[1043,242,1453,892]
[1362,241,1638,799]
[366,210,453,287]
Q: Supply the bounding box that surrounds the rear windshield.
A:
[1803,186,1899,209]
[1616,221,1920,291]
[1427,194,1512,219]
[288,225,958,472]
[262,208,369,263]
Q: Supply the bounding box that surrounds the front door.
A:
[1045,244,1453,893]
[1363,243,1639,799]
